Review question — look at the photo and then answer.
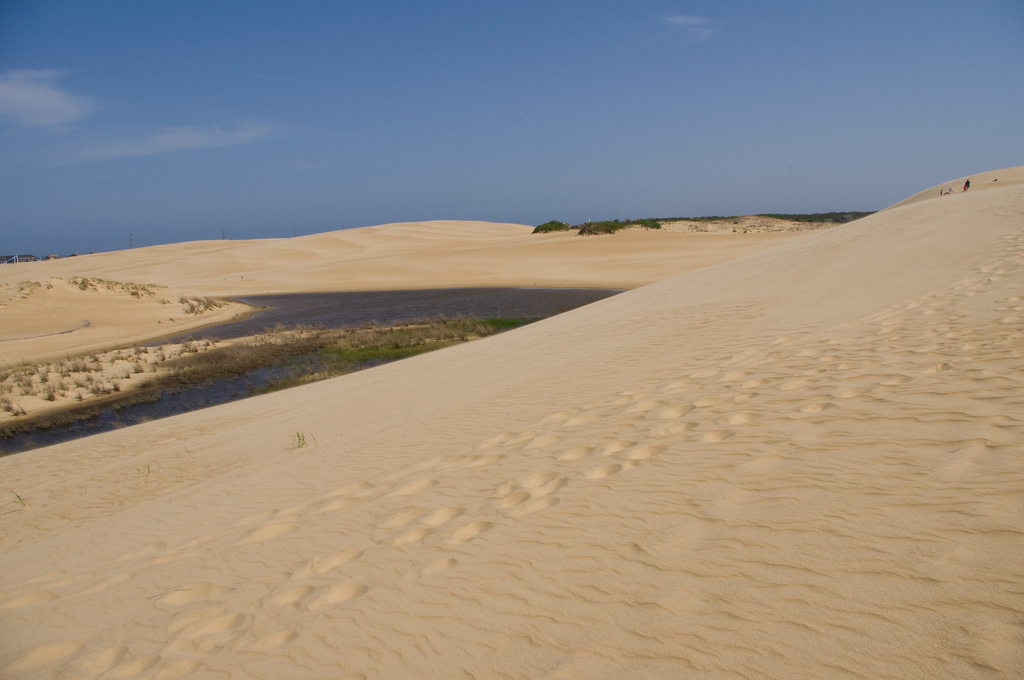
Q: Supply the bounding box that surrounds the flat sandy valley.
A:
[1,167,1023,679]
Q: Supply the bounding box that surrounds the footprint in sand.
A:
[780,379,810,391]
[270,585,317,607]
[563,412,603,427]
[178,612,251,641]
[6,641,85,674]
[386,479,437,498]
[157,582,234,608]
[238,506,305,526]
[115,541,167,562]
[526,476,566,497]
[246,631,298,652]
[525,433,562,449]
[382,508,427,528]
[321,481,376,499]
[621,444,662,460]
[405,557,459,580]
[439,453,504,470]
[317,496,365,513]
[33,573,93,590]
[541,409,579,424]
[519,472,559,489]
[78,572,134,596]
[651,404,694,419]
[650,421,692,437]
[450,521,492,545]
[477,431,518,448]
[235,523,296,547]
[0,590,57,609]
[596,440,633,457]
[586,463,623,479]
[508,497,560,517]
[558,446,593,461]
[291,550,363,581]
[105,654,159,678]
[62,645,128,677]
[502,491,532,508]
[167,607,228,635]
[421,507,464,526]
[304,583,367,610]
[625,399,661,414]
[700,430,732,443]
[393,527,434,546]
[422,557,458,575]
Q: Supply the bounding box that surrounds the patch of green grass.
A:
[480,317,531,330]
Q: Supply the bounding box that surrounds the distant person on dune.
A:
[964,179,970,192]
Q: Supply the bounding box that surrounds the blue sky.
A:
[1,1,1022,255]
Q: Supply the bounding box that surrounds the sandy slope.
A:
[1,169,1023,678]
[1,221,807,365]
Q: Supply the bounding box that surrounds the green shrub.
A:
[577,220,626,236]
[533,220,572,234]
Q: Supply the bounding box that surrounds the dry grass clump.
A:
[180,296,227,315]
[0,339,216,420]
[67,276,163,298]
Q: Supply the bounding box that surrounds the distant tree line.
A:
[532,219,662,235]
[755,212,875,223]
[533,211,875,235]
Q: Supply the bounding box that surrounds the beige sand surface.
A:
[1,221,810,366]
[1,168,1023,678]
[0,278,249,367]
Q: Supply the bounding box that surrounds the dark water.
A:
[2,288,621,455]
[154,288,622,344]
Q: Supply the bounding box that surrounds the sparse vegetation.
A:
[533,219,662,236]
[577,219,661,236]
[67,276,163,298]
[180,296,226,315]
[532,220,572,234]
[0,316,533,442]
[756,211,875,223]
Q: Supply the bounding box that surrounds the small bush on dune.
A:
[533,220,572,234]
[577,220,627,236]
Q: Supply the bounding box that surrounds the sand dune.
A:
[1,220,808,365]
[1,169,1023,678]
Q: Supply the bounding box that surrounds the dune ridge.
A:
[1,169,1023,678]
[0,220,813,366]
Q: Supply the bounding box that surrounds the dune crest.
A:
[2,169,1023,678]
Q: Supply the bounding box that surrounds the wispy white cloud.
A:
[665,15,717,41]
[0,69,98,126]
[77,123,271,162]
